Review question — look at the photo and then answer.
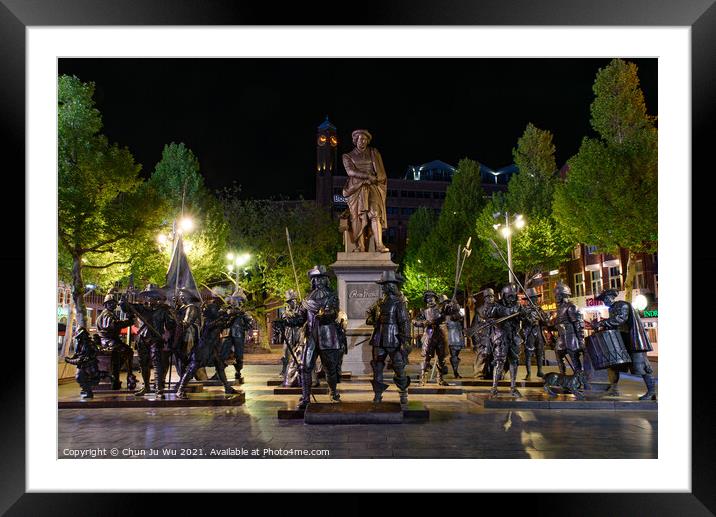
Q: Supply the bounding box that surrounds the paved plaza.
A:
[58,354,658,460]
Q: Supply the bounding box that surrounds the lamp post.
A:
[492,212,525,283]
[226,252,251,287]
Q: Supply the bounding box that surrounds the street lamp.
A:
[492,212,526,283]
[225,252,251,286]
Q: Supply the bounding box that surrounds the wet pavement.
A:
[58,360,658,459]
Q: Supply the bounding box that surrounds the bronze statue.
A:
[414,290,450,386]
[551,284,585,375]
[296,265,342,409]
[122,285,176,398]
[281,289,303,387]
[486,284,526,397]
[467,288,496,379]
[64,327,101,398]
[366,271,411,405]
[522,287,548,379]
[96,293,137,390]
[174,298,238,399]
[341,129,389,253]
[589,288,656,400]
[173,288,201,377]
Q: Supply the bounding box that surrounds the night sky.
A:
[57,58,657,199]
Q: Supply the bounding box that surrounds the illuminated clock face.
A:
[318,134,327,146]
[330,135,338,147]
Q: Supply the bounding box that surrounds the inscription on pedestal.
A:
[346,282,381,319]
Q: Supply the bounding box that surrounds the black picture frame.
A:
[2,0,710,513]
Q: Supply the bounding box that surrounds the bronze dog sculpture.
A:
[543,370,587,400]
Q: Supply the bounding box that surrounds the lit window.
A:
[590,270,603,295]
[609,266,622,290]
[574,272,585,297]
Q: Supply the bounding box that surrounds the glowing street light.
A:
[493,211,526,283]
[633,294,648,311]
[179,216,195,234]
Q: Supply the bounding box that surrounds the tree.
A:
[218,190,342,346]
[400,207,446,307]
[58,75,164,328]
[553,59,657,301]
[495,123,575,286]
[411,159,488,308]
[507,123,558,218]
[141,143,229,287]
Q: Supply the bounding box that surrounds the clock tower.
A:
[316,116,337,210]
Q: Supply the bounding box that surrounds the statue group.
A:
[67,128,656,405]
[68,284,253,399]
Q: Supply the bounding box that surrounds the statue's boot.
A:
[174,369,193,399]
[436,366,450,386]
[450,356,461,378]
[134,367,152,396]
[639,374,657,401]
[536,349,545,378]
[509,362,522,397]
[419,366,429,386]
[371,379,390,403]
[605,369,622,397]
[395,374,410,405]
[524,353,533,380]
[297,370,311,410]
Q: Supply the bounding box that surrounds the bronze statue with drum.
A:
[586,289,657,400]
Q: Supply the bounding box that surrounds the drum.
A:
[586,330,631,370]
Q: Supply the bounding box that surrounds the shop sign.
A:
[585,297,604,307]
[642,309,658,318]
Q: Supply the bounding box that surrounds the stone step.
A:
[273,387,329,395]
[467,392,657,410]
[304,401,403,424]
[58,391,245,409]
[408,386,464,395]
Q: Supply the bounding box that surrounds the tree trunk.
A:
[71,254,88,329]
[623,249,638,303]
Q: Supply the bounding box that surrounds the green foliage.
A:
[403,159,488,301]
[219,190,342,304]
[138,143,229,287]
[590,59,656,146]
[58,75,165,325]
[507,123,558,218]
[553,58,657,255]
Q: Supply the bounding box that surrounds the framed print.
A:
[2,0,712,513]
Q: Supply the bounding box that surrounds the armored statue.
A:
[341,129,389,253]
[173,288,201,377]
[96,292,137,390]
[64,327,101,398]
[220,289,253,383]
[174,298,239,399]
[296,265,342,409]
[590,289,656,400]
[281,289,303,388]
[336,310,349,382]
[522,287,548,380]
[551,283,585,375]
[366,271,411,405]
[486,284,525,397]
[122,285,176,398]
[441,295,465,379]
[467,288,496,379]
[414,290,449,386]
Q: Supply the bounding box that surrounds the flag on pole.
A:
[165,233,202,304]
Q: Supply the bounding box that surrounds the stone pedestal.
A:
[331,251,398,374]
